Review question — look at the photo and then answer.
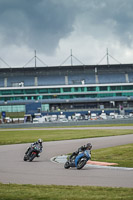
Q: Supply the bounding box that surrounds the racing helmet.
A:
[38,138,43,143]
[86,143,92,150]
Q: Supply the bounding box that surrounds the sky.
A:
[0,0,133,67]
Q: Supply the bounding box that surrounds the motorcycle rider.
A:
[25,138,43,157]
[70,143,92,161]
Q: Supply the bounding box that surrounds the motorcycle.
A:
[64,149,91,170]
[24,144,41,162]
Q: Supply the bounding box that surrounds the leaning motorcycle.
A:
[24,144,41,162]
[64,149,91,170]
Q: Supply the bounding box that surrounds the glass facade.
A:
[0,105,25,112]
[0,85,133,102]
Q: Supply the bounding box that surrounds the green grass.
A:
[0,183,133,200]
[0,112,25,119]
[92,143,133,168]
[0,129,133,145]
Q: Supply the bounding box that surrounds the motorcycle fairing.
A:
[75,150,91,167]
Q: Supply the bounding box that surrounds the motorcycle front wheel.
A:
[64,161,70,169]
[77,157,87,170]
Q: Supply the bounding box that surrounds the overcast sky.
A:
[0,0,133,67]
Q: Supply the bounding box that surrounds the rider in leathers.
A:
[25,139,43,157]
[70,143,92,161]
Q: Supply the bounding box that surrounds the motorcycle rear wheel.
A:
[23,155,28,161]
[64,161,70,169]
[77,157,87,170]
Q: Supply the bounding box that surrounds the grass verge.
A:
[0,183,133,200]
[0,129,133,145]
[92,143,133,168]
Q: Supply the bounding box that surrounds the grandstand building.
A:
[0,62,133,115]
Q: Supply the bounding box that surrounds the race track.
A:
[0,134,133,188]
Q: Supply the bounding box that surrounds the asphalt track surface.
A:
[0,130,133,188]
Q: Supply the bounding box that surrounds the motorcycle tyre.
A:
[23,155,28,161]
[64,161,70,169]
[77,157,87,170]
[29,153,36,162]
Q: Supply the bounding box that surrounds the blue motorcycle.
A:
[64,149,91,170]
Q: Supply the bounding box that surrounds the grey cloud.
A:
[78,0,133,46]
[0,0,133,56]
[0,0,78,54]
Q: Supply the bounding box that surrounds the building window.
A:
[87,87,96,91]
[63,88,71,92]
[99,86,107,91]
